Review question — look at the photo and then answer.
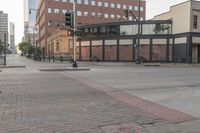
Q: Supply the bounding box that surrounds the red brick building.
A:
[36,0,146,55]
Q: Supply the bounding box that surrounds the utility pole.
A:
[124,0,141,64]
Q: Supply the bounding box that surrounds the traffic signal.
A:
[124,9,129,19]
[65,12,73,28]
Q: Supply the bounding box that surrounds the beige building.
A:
[154,0,200,63]
[47,29,73,57]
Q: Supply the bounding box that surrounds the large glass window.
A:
[120,25,138,35]
[107,25,119,35]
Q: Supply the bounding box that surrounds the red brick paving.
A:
[69,73,196,124]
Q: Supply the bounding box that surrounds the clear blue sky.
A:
[0,0,192,45]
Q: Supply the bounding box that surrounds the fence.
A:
[160,57,200,64]
[0,55,5,65]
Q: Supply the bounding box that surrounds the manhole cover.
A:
[100,122,141,133]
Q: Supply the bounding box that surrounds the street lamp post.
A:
[136,0,141,64]
[72,2,78,67]
[28,8,38,46]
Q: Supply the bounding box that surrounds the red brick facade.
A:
[36,0,146,55]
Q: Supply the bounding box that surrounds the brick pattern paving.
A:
[0,72,168,133]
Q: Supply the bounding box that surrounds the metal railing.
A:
[160,57,200,64]
[0,55,5,65]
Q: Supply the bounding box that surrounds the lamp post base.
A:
[72,61,78,68]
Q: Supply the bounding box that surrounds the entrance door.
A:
[198,45,200,63]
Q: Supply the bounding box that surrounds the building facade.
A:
[0,11,8,42]
[24,0,39,45]
[47,29,72,57]
[9,22,16,53]
[36,0,146,56]
[77,20,173,62]
[154,0,200,63]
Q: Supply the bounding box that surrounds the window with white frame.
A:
[77,11,82,16]
[91,12,95,17]
[54,8,59,14]
[98,1,102,7]
[104,14,108,18]
[62,9,67,14]
[117,4,121,9]
[84,0,88,5]
[140,6,144,11]
[129,5,133,10]
[117,15,121,19]
[123,5,127,10]
[62,0,67,2]
[54,0,59,1]
[111,3,115,8]
[84,12,88,16]
[91,0,95,6]
[111,14,115,19]
[48,8,52,13]
[134,6,138,11]
[104,2,108,7]
[77,0,81,4]
[70,0,74,3]
[98,13,102,18]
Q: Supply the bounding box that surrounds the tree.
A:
[0,39,5,55]
[18,41,31,55]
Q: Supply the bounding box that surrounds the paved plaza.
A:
[0,54,200,133]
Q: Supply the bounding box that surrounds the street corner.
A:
[100,122,142,133]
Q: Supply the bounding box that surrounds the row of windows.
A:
[49,0,144,11]
[48,8,144,21]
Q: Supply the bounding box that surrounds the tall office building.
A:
[24,0,39,45]
[36,0,146,55]
[0,11,8,43]
[9,22,16,53]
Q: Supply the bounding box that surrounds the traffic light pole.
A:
[72,2,78,67]
[4,34,7,66]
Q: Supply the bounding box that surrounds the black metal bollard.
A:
[52,56,54,62]
[61,56,63,63]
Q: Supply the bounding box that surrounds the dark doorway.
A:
[198,45,200,63]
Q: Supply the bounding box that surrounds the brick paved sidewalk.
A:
[0,72,171,133]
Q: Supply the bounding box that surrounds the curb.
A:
[39,67,90,72]
[0,66,26,68]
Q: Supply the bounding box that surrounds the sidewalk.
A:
[0,54,199,132]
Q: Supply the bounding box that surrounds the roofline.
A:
[78,20,172,28]
[154,0,193,18]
